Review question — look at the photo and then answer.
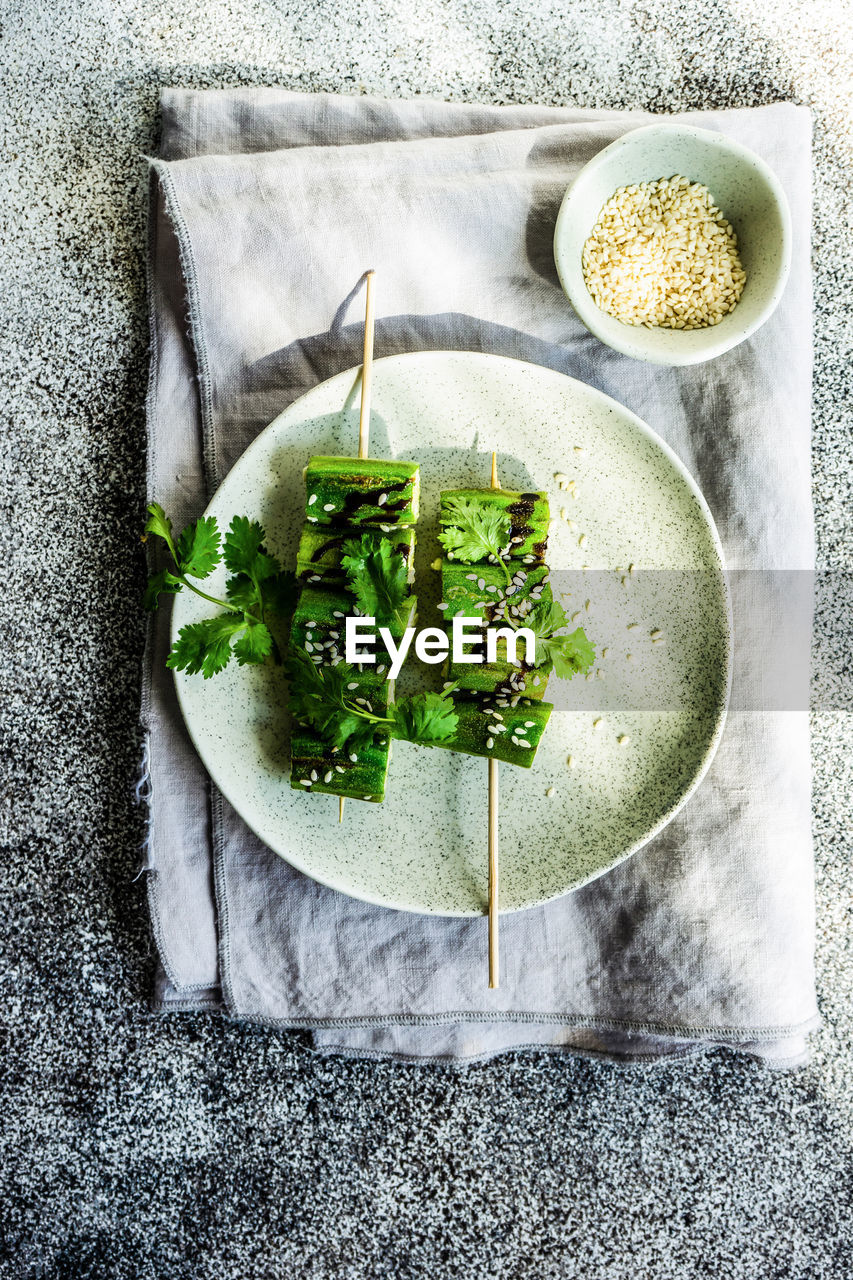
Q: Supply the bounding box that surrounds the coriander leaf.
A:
[175,516,221,580]
[526,599,571,639]
[167,614,244,679]
[144,503,177,558]
[223,515,265,572]
[438,496,512,564]
[143,569,182,612]
[224,573,259,613]
[224,568,296,620]
[285,650,385,750]
[233,621,273,666]
[542,627,596,680]
[389,691,459,746]
[341,535,408,627]
[223,516,280,581]
[259,570,298,618]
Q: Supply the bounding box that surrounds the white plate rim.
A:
[171,351,733,916]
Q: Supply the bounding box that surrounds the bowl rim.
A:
[553,121,793,366]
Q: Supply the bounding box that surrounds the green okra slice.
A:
[447,648,552,701]
[440,489,550,563]
[290,729,391,803]
[441,560,553,698]
[305,456,419,527]
[291,587,416,687]
[441,561,551,626]
[297,525,416,589]
[434,697,552,767]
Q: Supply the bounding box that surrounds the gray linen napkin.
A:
[142,89,818,1066]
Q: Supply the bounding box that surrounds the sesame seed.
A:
[578,534,587,548]
[308,494,317,505]
[310,770,318,781]
[347,682,359,690]
[324,771,333,783]
[377,493,387,505]
[486,737,495,749]
[349,753,358,762]
[582,176,746,328]
[618,735,630,746]
[323,503,336,512]
[546,786,556,798]
[650,629,663,639]
[299,779,311,786]
[566,755,575,768]
[593,718,603,730]
[524,720,535,728]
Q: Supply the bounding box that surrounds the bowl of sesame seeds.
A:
[553,122,792,365]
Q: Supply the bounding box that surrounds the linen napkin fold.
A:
[142,89,818,1065]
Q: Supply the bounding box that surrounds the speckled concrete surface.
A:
[2,2,852,1277]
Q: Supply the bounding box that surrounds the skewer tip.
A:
[339,796,345,823]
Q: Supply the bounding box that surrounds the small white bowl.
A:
[553,122,792,365]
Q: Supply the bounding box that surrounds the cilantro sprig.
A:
[438,495,512,565]
[525,599,596,679]
[340,533,409,628]
[286,648,458,752]
[144,503,296,678]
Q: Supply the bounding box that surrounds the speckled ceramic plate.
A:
[172,352,731,916]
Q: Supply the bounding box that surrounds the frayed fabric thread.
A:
[133,734,155,880]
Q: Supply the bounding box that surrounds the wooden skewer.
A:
[488,449,500,988]
[358,269,376,462]
[341,270,377,825]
